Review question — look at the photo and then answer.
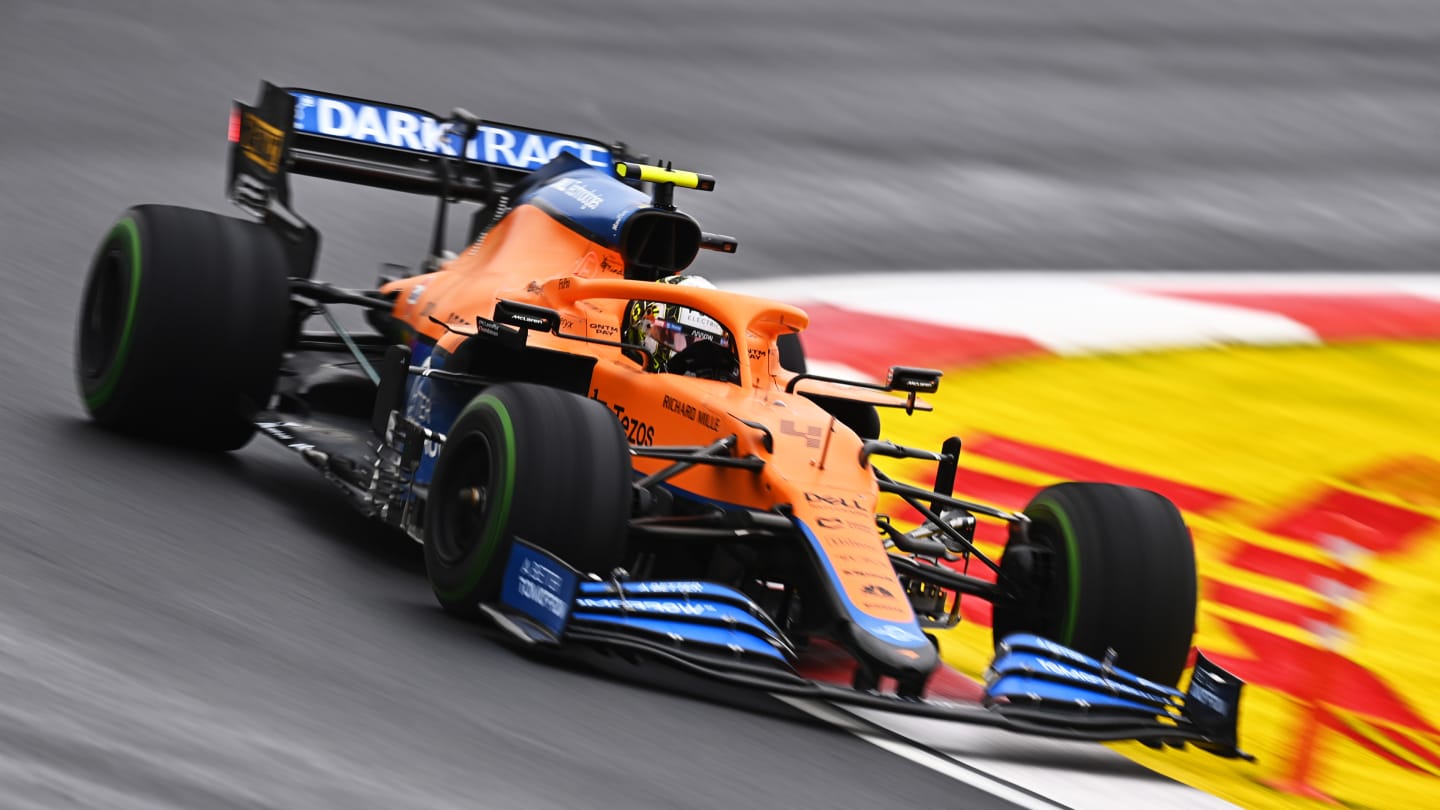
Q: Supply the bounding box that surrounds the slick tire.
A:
[992,482,1197,686]
[75,205,290,451]
[424,383,632,616]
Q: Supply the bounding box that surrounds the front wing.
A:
[482,541,1253,760]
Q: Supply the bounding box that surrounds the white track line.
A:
[775,695,1071,810]
[779,695,1242,810]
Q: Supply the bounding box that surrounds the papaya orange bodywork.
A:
[381,202,920,633]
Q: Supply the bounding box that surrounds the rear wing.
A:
[228,81,620,211]
[226,80,629,272]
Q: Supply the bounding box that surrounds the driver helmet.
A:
[626,275,732,376]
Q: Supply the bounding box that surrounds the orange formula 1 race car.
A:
[75,82,1249,758]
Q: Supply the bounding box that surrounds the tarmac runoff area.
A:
[733,272,1440,809]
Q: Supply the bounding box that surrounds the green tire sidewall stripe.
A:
[436,394,517,601]
[1032,497,1082,646]
[85,217,142,409]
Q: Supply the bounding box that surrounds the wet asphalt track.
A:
[3,1,1439,807]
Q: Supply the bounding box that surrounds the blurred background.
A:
[2,1,1438,808]
[6,0,1440,283]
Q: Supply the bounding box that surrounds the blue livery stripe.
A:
[792,521,929,648]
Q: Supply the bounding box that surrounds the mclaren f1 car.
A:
[74,81,1249,758]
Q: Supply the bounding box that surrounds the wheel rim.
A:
[80,217,143,410]
[80,248,129,381]
[1029,502,1081,645]
[996,516,1070,643]
[433,433,495,566]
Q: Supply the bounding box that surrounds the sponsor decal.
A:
[576,597,715,617]
[406,285,426,305]
[404,355,443,459]
[804,491,866,511]
[782,420,823,449]
[823,539,884,556]
[290,93,611,172]
[619,412,655,446]
[660,394,720,432]
[1187,679,1230,714]
[516,561,568,620]
[628,581,707,594]
[500,543,579,637]
[240,111,283,173]
[748,347,768,362]
[871,623,924,644]
[509,312,550,329]
[815,520,879,536]
[661,394,697,420]
[551,177,604,210]
[1022,656,1148,697]
[256,420,315,452]
[675,307,724,336]
[592,390,654,446]
[838,564,884,577]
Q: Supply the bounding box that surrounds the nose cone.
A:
[846,619,939,694]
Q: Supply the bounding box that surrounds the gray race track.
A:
[3,1,1438,807]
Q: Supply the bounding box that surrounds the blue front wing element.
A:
[987,633,1185,716]
[492,565,1249,756]
[568,614,788,662]
[571,580,792,665]
[995,633,1184,699]
[985,633,1248,756]
[495,557,793,665]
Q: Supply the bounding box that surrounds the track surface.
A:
[4,1,1439,807]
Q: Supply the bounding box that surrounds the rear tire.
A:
[992,482,1197,685]
[424,383,632,616]
[75,205,290,450]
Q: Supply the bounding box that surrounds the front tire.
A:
[992,482,1197,685]
[75,205,290,450]
[424,383,632,616]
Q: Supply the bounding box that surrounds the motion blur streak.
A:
[4,0,1439,808]
[873,341,1440,810]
